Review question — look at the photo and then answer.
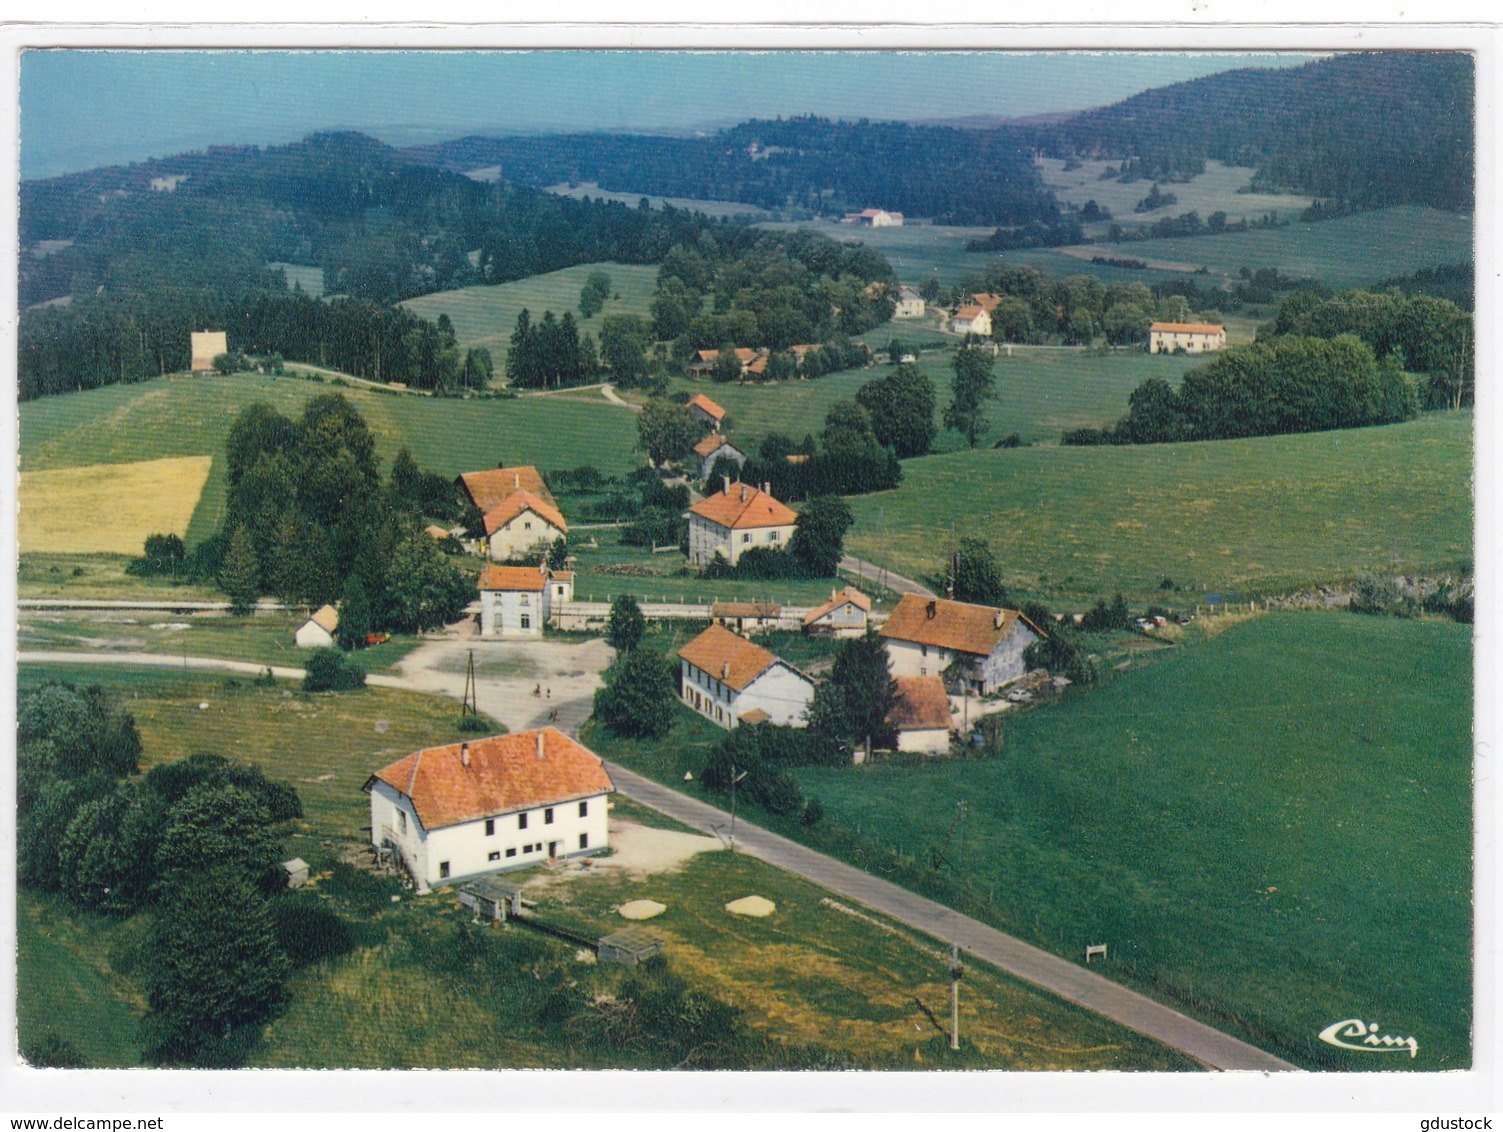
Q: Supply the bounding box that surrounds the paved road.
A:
[603,760,1297,1075]
[839,555,936,598]
[20,598,298,612]
[21,644,1295,1073]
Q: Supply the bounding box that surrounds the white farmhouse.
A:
[950,305,992,338]
[687,480,798,567]
[841,208,904,227]
[693,433,748,480]
[887,675,955,754]
[879,593,1044,696]
[677,623,815,730]
[802,587,872,638]
[365,728,614,893]
[478,563,574,638]
[893,286,926,319]
[480,489,569,562]
[295,604,339,648]
[1149,321,1227,354]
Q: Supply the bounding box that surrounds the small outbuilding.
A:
[295,604,339,649]
[598,927,665,967]
[802,587,872,638]
[887,676,955,754]
[711,600,783,634]
[281,857,310,889]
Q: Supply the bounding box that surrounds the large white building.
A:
[677,623,815,729]
[686,481,798,567]
[879,594,1044,696]
[478,563,574,638]
[455,466,569,561]
[893,286,926,319]
[365,729,614,892]
[1149,321,1227,354]
[950,305,992,338]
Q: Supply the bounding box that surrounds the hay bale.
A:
[724,895,776,917]
[618,899,666,921]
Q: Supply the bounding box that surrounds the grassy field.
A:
[758,218,1002,286]
[1037,157,1315,231]
[18,552,226,601]
[1079,206,1474,291]
[15,662,1186,1070]
[545,181,773,220]
[19,455,212,554]
[790,612,1473,1070]
[568,529,902,607]
[17,610,426,674]
[843,410,1474,603]
[670,348,1200,454]
[18,372,642,545]
[399,261,660,367]
[268,261,325,296]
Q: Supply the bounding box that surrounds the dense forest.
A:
[1027,52,1473,212]
[404,116,1062,227]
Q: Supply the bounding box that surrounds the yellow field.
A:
[19,455,213,555]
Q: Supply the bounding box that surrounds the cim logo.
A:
[1318,1018,1419,1058]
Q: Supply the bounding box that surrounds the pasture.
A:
[399,261,660,368]
[14,662,1186,1070]
[793,612,1473,1070]
[670,348,1200,453]
[1037,158,1315,230]
[758,218,1001,286]
[18,455,212,555]
[1079,206,1474,291]
[842,410,1474,602]
[268,261,325,296]
[18,373,642,544]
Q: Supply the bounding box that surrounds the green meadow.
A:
[1037,158,1316,229]
[843,410,1474,602]
[544,181,774,220]
[791,612,1473,1070]
[399,261,660,367]
[18,372,642,545]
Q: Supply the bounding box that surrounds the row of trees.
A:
[1063,335,1419,446]
[18,681,314,1066]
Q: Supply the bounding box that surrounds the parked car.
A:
[366,632,391,646]
[1005,688,1033,704]
[1173,611,1193,625]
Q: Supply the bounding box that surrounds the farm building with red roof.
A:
[879,594,1045,696]
[365,728,614,891]
[455,467,568,562]
[687,480,798,567]
[1149,322,1226,355]
[677,623,814,730]
[478,563,574,638]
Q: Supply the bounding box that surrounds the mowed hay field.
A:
[400,261,659,369]
[19,373,642,545]
[794,613,1473,1070]
[18,455,212,554]
[1037,157,1315,229]
[844,411,1474,601]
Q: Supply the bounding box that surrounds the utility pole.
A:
[729,765,749,851]
[949,943,964,1051]
[462,650,477,717]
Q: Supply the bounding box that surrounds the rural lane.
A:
[603,760,1297,1075]
[20,646,1295,1073]
[839,555,936,598]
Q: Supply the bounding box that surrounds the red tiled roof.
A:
[802,587,872,626]
[478,564,548,593]
[687,393,727,420]
[481,490,568,536]
[424,524,451,540]
[306,604,339,633]
[738,708,771,725]
[1150,322,1225,335]
[688,481,797,530]
[458,467,555,512]
[677,623,780,692]
[968,293,1003,313]
[888,676,953,731]
[953,306,985,321]
[713,601,781,619]
[879,593,1043,657]
[368,729,613,830]
[694,433,740,459]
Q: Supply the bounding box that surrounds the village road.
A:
[839,555,936,598]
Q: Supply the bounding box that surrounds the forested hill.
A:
[1029,52,1473,211]
[401,116,1060,227]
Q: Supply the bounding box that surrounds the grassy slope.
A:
[399,262,660,365]
[843,410,1473,602]
[1078,206,1474,290]
[544,182,773,220]
[18,372,641,546]
[792,613,1473,1070]
[670,349,1202,455]
[14,663,1185,1070]
[1037,157,1315,228]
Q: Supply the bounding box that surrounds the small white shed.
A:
[295,605,339,649]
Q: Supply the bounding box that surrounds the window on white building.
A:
[579,833,589,850]
[742,533,751,543]
[398,809,407,834]
[439,861,450,879]
[520,614,531,629]
[505,847,517,858]
[769,530,779,541]
[578,801,588,817]
[544,808,554,825]
[488,851,500,862]
[485,818,495,836]
[519,812,529,830]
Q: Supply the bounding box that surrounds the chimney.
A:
[514,473,520,488]
[761,482,770,495]
[740,485,747,502]
[927,599,937,620]
[460,743,470,767]
[722,661,731,680]
[536,730,545,760]
[995,611,1005,628]
[722,475,731,495]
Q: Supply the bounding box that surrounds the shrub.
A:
[1351,573,1403,615]
[21,1034,86,1068]
[272,898,356,967]
[302,649,366,692]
